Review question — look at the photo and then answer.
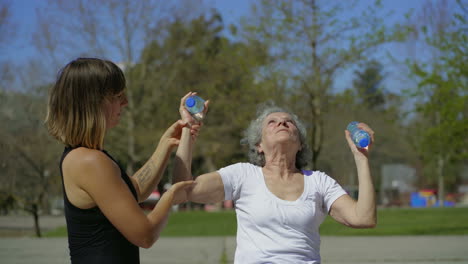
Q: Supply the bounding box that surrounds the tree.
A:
[126,13,272,183]
[1,1,63,233]
[407,0,468,205]
[0,90,61,236]
[0,0,15,91]
[21,0,272,213]
[32,0,207,175]
[352,60,386,111]
[242,0,408,170]
[321,61,414,203]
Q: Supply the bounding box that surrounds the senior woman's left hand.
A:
[344,122,374,159]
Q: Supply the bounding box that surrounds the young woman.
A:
[46,58,196,263]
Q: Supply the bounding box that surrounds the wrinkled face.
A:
[258,112,301,154]
[104,90,128,129]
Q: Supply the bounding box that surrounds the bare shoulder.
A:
[64,147,112,169]
[63,147,119,184]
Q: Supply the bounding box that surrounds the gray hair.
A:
[241,102,311,169]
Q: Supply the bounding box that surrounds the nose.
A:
[277,120,289,127]
[121,96,128,107]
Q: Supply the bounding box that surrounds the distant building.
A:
[458,165,468,206]
[380,164,417,206]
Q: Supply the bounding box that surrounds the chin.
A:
[107,121,119,129]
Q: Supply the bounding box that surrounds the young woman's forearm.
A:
[132,139,175,202]
[149,192,173,235]
[137,191,175,248]
[173,127,193,183]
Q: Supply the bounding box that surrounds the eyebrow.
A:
[268,114,291,119]
[265,116,294,123]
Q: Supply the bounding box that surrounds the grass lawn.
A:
[44,207,468,237]
[320,207,468,236]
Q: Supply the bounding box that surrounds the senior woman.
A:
[174,96,376,263]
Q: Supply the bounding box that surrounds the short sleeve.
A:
[315,171,347,212]
[218,162,251,201]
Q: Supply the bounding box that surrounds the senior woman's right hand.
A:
[179,92,209,139]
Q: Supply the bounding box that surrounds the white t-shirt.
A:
[219,162,347,264]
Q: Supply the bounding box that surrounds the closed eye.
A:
[115,92,126,101]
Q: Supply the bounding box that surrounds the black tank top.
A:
[60,146,139,264]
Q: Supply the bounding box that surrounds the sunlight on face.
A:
[259,112,301,152]
[104,91,128,129]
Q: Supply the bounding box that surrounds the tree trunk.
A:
[309,0,323,170]
[32,204,42,238]
[435,111,444,207]
[437,155,445,207]
[126,84,137,176]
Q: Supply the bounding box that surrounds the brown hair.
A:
[46,58,126,149]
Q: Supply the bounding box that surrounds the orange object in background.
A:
[410,189,456,208]
[140,190,160,210]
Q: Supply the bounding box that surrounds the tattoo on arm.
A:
[132,142,173,201]
[135,161,155,190]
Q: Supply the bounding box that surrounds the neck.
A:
[263,151,299,178]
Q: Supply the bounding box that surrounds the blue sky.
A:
[5,0,430,94]
[7,0,421,60]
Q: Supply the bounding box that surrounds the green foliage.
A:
[0,90,62,215]
[3,0,465,216]
[112,12,273,177]
[406,3,468,186]
[322,61,414,187]
[242,0,410,169]
[351,60,386,110]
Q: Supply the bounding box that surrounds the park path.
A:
[1,235,467,264]
[0,215,467,263]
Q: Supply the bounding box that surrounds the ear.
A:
[257,143,263,154]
